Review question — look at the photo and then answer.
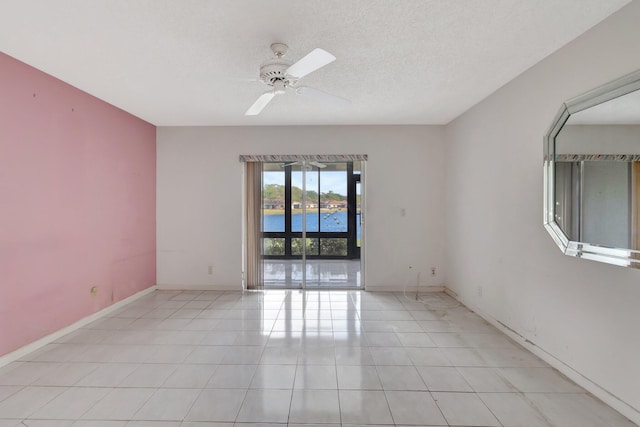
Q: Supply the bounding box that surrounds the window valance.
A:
[239,154,367,162]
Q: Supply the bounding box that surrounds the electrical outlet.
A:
[431,267,436,276]
[90,286,98,297]
[208,265,213,275]
[477,285,483,297]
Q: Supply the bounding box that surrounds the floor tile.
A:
[457,366,517,392]
[0,386,64,418]
[365,332,401,347]
[369,347,412,365]
[405,347,451,366]
[409,310,441,320]
[498,367,584,392]
[0,289,630,427]
[105,345,157,363]
[289,424,339,427]
[185,389,246,422]
[289,389,340,424]
[395,332,437,347]
[334,347,374,365]
[250,364,296,389]
[184,346,228,364]
[145,345,196,363]
[221,346,264,365]
[72,422,127,427]
[432,391,501,426]
[236,389,292,423]
[206,364,257,389]
[85,317,135,330]
[418,320,458,333]
[127,421,181,427]
[75,364,139,387]
[30,363,98,386]
[479,347,547,367]
[333,332,368,347]
[163,364,217,388]
[30,387,110,419]
[336,365,382,390]
[417,366,473,391]
[429,332,467,347]
[525,392,637,427]
[439,347,488,366]
[81,388,155,420]
[200,332,238,345]
[376,365,427,390]
[232,332,270,346]
[298,347,335,365]
[0,385,21,402]
[132,388,201,421]
[338,390,394,425]
[0,362,53,385]
[180,423,232,427]
[479,392,552,426]
[385,390,447,425]
[461,332,518,348]
[17,421,73,427]
[294,365,337,389]
[27,344,88,362]
[119,364,177,387]
[259,347,299,364]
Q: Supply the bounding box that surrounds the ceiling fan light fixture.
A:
[272,80,286,95]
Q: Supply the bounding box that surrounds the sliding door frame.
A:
[240,154,367,290]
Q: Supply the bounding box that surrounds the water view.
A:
[264,211,361,238]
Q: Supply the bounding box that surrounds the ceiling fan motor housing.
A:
[259,58,294,86]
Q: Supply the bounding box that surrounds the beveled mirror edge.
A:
[543,69,640,268]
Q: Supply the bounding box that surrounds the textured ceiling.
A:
[0,0,631,126]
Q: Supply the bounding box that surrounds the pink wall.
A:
[0,52,156,356]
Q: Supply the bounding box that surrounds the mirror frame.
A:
[544,69,640,267]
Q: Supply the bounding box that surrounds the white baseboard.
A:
[366,284,446,293]
[444,287,640,426]
[155,283,242,291]
[0,285,157,369]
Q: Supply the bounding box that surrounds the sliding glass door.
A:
[262,161,362,288]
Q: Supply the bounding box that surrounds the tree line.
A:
[263,184,347,202]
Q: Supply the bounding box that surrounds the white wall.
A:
[444,1,640,423]
[157,125,445,291]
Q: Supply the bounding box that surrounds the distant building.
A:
[323,200,347,209]
[263,199,285,209]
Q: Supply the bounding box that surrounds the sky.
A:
[263,170,347,196]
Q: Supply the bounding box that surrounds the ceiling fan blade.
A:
[296,86,351,107]
[232,77,261,83]
[281,161,326,169]
[245,92,275,116]
[286,48,336,79]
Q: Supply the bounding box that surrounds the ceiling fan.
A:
[281,161,327,169]
[245,43,350,116]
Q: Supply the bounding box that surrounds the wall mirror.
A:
[544,69,640,267]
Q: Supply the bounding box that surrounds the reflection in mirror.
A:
[544,69,640,267]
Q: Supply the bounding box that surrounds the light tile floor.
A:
[0,290,636,427]
[264,260,361,288]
